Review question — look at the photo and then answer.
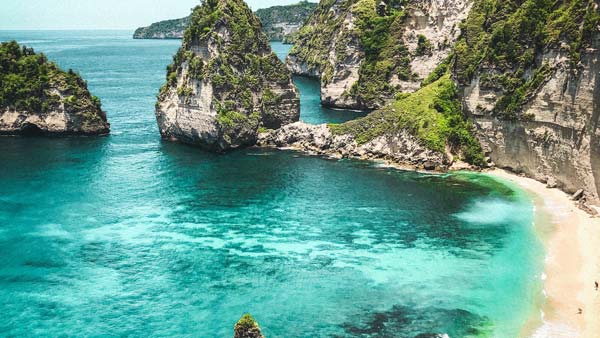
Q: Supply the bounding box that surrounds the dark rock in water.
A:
[156,0,299,151]
[0,41,110,136]
[234,314,264,338]
[423,161,437,171]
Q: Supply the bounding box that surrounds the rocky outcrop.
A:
[233,314,264,338]
[155,0,299,151]
[287,0,472,110]
[258,121,450,170]
[258,75,484,171]
[0,41,109,136]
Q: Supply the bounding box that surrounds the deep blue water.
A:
[0,31,543,337]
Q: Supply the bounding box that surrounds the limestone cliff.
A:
[287,0,471,110]
[0,41,109,136]
[155,0,300,151]
[454,0,600,202]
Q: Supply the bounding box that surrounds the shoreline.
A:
[487,169,600,338]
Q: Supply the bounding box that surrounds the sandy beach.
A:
[488,169,600,338]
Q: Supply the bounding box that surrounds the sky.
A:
[0,0,313,30]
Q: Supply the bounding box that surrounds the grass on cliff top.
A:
[330,74,485,166]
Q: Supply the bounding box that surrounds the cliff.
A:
[133,16,190,39]
[256,1,318,42]
[287,0,471,110]
[0,41,110,136]
[133,2,317,42]
[269,0,600,204]
[454,0,600,202]
[155,0,300,151]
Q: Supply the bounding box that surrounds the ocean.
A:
[0,31,543,337]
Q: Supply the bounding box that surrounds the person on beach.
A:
[596,281,599,291]
[578,308,583,315]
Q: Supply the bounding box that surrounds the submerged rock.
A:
[155,0,299,151]
[234,314,264,338]
[0,41,110,136]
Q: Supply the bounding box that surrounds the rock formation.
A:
[454,0,600,202]
[155,0,300,151]
[287,0,471,110]
[0,41,110,136]
[233,314,264,338]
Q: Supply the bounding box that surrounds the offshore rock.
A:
[0,41,109,136]
[156,0,299,151]
[234,314,264,338]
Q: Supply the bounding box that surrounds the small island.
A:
[0,41,110,136]
[155,0,299,151]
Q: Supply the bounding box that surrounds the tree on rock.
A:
[234,314,265,338]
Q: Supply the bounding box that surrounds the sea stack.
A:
[156,0,300,151]
[233,314,264,338]
[0,41,110,136]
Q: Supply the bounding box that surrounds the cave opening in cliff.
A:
[19,123,44,136]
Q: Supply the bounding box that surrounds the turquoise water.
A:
[0,31,543,337]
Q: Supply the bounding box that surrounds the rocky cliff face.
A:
[454,0,600,202]
[0,41,109,136]
[287,0,471,110]
[155,0,300,151]
[258,121,450,170]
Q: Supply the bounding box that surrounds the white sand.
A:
[488,169,600,338]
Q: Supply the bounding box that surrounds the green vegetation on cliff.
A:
[348,0,412,106]
[331,75,485,165]
[256,1,318,42]
[160,0,293,102]
[289,0,415,108]
[0,41,103,117]
[133,16,190,39]
[454,0,600,120]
